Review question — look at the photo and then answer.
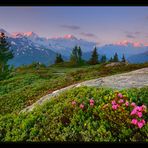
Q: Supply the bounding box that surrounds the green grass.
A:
[0,86,147,142]
[0,62,148,115]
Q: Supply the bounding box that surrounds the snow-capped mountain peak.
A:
[23,32,38,38]
[63,34,77,40]
[114,40,143,47]
[12,31,38,39]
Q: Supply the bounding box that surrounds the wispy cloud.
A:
[60,25,80,30]
[134,31,141,35]
[80,32,97,38]
[124,31,141,39]
[126,34,136,39]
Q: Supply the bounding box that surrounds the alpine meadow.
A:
[0,6,148,142]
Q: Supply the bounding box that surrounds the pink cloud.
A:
[80,32,96,38]
[114,40,143,47]
[143,43,148,46]
[133,42,142,47]
[115,40,131,46]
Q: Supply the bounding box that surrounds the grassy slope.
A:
[0,62,148,115]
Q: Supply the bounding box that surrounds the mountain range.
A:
[127,51,148,63]
[0,28,148,67]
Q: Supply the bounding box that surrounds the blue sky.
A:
[0,6,148,45]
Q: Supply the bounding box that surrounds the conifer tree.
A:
[121,53,126,62]
[101,55,107,63]
[70,46,83,65]
[113,52,119,62]
[55,53,64,64]
[58,54,64,63]
[89,47,98,65]
[109,57,113,62]
[70,46,78,65]
[0,32,13,80]
[77,46,82,63]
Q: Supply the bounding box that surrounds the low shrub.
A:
[0,86,147,142]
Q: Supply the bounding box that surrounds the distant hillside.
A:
[127,51,148,63]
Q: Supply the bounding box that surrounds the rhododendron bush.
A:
[0,86,147,142]
[70,90,147,141]
[103,91,147,128]
[100,91,147,141]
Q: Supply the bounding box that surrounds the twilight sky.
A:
[0,6,148,46]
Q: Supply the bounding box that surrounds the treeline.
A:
[55,45,127,65]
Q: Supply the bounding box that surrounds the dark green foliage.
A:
[0,64,11,81]
[0,32,13,80]
[101,55,107,63]
[70,46,78,65]
[77,46,82,63]
[55,53,64,64]
[70,46,83,66]
[122,54,126,63]
[109,57,113,62]
[113,52,119,62]
[89,47,99,65]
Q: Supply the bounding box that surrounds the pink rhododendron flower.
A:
[137,121,144,128]
[137,111,143,118]
[125,101,129,107]
[80,104,84,109]
[136,106,143,112]
[90,99,94,103]
[90,102,94,107]
[119,99,124,103]
[131,102,136,107]
[135,106,143,112]
[111,100,116,105]
[131,119,138,125]
[72,101,76,105]
[118,93,123,98]
[130,109,137,115]
[141,119,146,125]
[112,104,118,110]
